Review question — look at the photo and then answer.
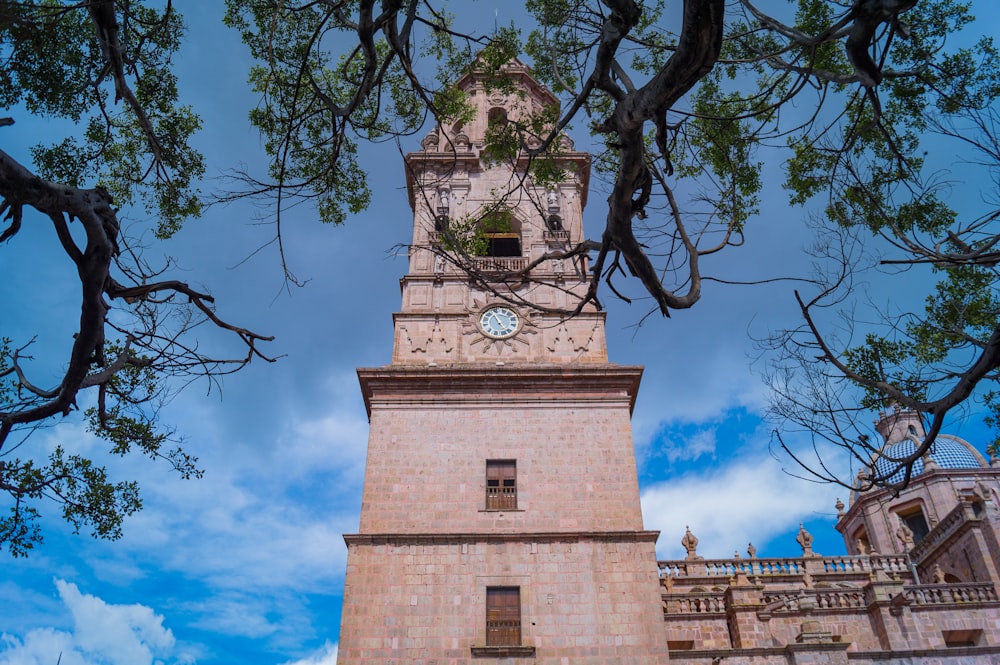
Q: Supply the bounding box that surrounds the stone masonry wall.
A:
[358,398,644,534]
[337,537,670,664]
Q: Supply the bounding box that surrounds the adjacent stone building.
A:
[335,61,1000,663]
[662,407,1000,664]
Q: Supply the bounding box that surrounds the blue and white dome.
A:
[872,434,987,485]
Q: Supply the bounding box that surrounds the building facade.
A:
[336,62,1000,663]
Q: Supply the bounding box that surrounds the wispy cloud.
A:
[653,426,718,464]
[281,642,338,665]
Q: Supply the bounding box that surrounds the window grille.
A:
[486,460,516,510]
[486,587,521,646]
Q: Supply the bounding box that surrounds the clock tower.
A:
[336,60,670,663]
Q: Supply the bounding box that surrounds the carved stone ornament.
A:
[796,524,815,557]
[681,526,700,560]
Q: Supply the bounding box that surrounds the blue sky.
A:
[2,3,999,665]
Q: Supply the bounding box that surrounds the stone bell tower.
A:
[336,60,669,663]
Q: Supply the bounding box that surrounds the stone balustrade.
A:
[662,593,726,615]
[658,558,802,578]
[543,230,569,244]
[760,589,866,611]
[905,582,999,605]
[472,256,528,273]
[658,554,911,582]
[662,582,997,617]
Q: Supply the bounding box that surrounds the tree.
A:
[3,0,999,555]
[0,1,273,556]
[225,0,1000,489]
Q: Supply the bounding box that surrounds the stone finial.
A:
[747,542,757,559]
[796,523,815,557]
[835,498,845,517]
[681,526,700,560]
[733,550,741,560]
[421,132,440,151]
[932,564,946,584]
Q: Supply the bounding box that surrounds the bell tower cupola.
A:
[395,58,604,366]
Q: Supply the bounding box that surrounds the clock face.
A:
[479,306,520,339]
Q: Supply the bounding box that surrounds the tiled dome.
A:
[872,435,986,485]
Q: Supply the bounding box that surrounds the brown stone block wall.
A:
[763,612,886,651]
[337,538,670,664]
[358,402,644,534]
[662,615,733,649]
[910,606,1000,649]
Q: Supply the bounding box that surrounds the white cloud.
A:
[641,452,841,560]
[0,629,84,665]
[59,580,175,665]
[5,368,368,657]
[281,642,338,665]
[0,580,181,665]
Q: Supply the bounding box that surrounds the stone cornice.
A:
[343,530,660,547]
[667,644,851,662]
[665,644,1000,662]
[357,364,643,417]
